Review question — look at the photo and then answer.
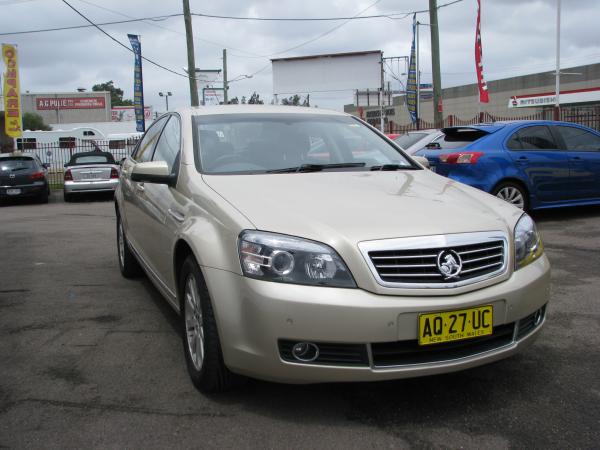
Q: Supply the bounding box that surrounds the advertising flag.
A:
[127,34,146,132]
[475,0,489,103]
[2,44,23,138]
[406,15,418,123]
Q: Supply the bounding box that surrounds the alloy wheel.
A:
[118,221,125,267]
[184,275,205,371]
[496,186,525,210]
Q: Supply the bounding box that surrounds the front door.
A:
[133,115,184,292]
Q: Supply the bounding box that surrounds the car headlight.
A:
[238,230,356,288]
[514,213,544,270]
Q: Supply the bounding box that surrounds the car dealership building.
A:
[344,62,600,130]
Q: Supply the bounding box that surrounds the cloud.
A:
[1,0,599,111]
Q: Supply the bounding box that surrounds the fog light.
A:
[291,342,319,362]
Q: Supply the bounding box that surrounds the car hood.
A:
[202,170,522,245]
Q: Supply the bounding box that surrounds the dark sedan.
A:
[0,153,50,203]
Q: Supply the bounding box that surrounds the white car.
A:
[393,129,443,154]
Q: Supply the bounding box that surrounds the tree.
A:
[92,80,134,106]
[22,112,51,131]
[248,92,264,104]
[227,96,239,104]
[241,96,247,104]
[281,94,301,106]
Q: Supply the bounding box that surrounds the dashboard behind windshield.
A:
[192,113,414,174]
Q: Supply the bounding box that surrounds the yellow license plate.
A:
[418,305,493,346]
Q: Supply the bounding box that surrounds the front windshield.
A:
[193,113,414,174]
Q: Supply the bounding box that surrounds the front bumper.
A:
[205,254,550,384]
[64,178,119,193]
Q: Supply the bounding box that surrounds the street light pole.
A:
[159,92,172,111]
[555,0,561,120]
[223,49,228,104]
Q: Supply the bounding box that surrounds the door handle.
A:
[135,182,145,192]
[570,156,583,161]
[168,208,185,223]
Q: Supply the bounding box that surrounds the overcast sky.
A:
[1,0,599,113]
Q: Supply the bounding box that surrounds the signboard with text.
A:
[36,97,106,110]
[111,106,153,122]
[2,43,23,137]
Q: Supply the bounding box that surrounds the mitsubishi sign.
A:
[509,87,600,108]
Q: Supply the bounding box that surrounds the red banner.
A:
[475,0,489,103]
[36,97,106,110]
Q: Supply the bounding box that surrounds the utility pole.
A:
[554,0,561,120]
[429,0,443,127]
[380,52,385,132]
[223,49,228,104]
[182,0,199,106]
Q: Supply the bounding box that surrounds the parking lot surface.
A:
[1,192,599,449]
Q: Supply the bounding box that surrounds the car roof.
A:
[181,105,349,117]
[0,152,34,159]
[443,120,595,134]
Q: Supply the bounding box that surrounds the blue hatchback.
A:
[414,120,600,210]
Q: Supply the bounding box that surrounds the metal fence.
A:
[388,107,600,134]
[21,139,139,187]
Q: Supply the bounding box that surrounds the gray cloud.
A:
[1,0,599,111]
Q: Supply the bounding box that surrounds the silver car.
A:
[393,129,443,154]
[63,150,120,201]
[115,106,550,392]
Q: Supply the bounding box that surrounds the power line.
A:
[74,0,263,58]
[0,13,183,36]
[60,0,189,79]
[191,1,464,21]
[0,0,463,37]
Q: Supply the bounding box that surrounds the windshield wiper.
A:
[266,162,366,173]
[369,164,416,171]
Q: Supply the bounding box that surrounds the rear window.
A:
[73,155,113,164]
[435,128,489,149]
[394,133,428,149]
[0,157,35,171]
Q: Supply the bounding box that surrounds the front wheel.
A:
[116,214,142,278]
[492,182,528,211]
[179,256,237,393]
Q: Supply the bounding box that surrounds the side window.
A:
[133,117,168,162]
[506,132,522,150]
[556,126,600,152]
[516,126,557,150]
[152,116,181,173]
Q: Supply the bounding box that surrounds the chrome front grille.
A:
[359,232,509,288]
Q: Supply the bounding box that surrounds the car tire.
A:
[492,181,529,211]
[63,191,73,202]
[116,214,142,278]
[179,255,237,393]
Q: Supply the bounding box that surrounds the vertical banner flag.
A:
[127,34,146,132]
[475,0,489,103]
[406,14,418,123]
[2,44,23,138]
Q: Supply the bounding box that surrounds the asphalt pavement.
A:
[1,192,599,449]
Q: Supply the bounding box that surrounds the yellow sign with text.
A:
[2,44,23,138]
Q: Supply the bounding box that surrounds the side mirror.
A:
[413,156,430,169]
[425,142,441,150]
[131,161,176,186]
[42,163,50,169]
[119,157,126,166]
